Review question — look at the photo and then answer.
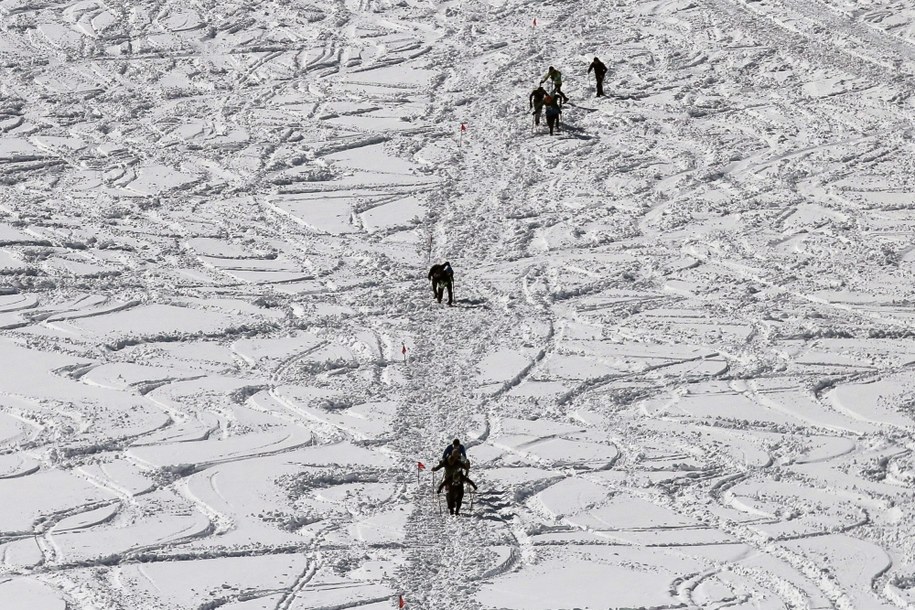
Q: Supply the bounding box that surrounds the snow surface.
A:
[2,0,915,608]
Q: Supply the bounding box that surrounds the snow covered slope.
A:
[2,0,915,607]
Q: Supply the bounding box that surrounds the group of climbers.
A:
[417,59,613,515]
[529,57,609,135]
[432,439,476,515]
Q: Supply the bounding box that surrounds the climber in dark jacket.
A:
[428,261,454,305]
[530,86,547,125]
[588,57,608,97]
[443,438,467,461]
[435,452,477,515]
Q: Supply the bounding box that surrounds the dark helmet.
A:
[453,438,460,446]
[444,261,450,267]
[548,65,555,71]
[594,57,599,62]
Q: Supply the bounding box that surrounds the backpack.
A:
[543,94,554,106]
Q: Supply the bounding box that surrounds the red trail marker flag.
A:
[533,17,537,26]
[399,595,406,608]
[417,461,425,470]
[401,343,407,362]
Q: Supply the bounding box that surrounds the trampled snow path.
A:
[3,0,915,607]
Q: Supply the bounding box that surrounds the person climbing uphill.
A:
[588,56,608,97]
[434,451,477,515]
[443,438,467,462]
[540,66,568,104]
[432,450,471,481]
[529,85,547,125]
[428,261,454,306]
[439,438,470,476]
[545,94,562,135]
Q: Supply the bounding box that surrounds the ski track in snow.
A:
[2,0,915,607]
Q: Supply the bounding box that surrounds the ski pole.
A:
[469,489,476,514]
